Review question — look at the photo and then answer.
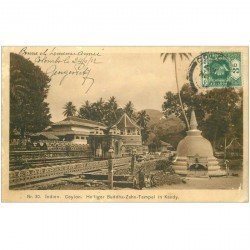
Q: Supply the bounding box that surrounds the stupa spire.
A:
[190,110,198,130]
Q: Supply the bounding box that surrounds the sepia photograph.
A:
[1,2,250,250]
[1,46,248,202]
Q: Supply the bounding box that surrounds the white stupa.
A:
[172,110,225,176]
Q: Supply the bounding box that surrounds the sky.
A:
[15,47,193,122]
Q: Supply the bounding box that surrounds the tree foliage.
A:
[63,101,77,117]
[78,98,138,126]
[78,97,122,126]
[147,115,185,149]
[162,84,243,149]
[123,101,136,120]
[77,97,151,142]
[137,110,150,143]
[10,53,51,137]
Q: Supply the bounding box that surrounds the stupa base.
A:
[174,169,227,177]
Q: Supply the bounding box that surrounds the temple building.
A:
[43,116,107,145]
[89,113,143,158]
[110,113,142,153]
[172,110,225,176]
[39,114,143,158]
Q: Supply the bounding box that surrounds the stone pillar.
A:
[118,139,123,157]
[131,148,137,175]
[96,143,102,157]
[108,148,114,189]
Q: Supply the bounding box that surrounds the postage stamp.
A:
[201,52,241,88]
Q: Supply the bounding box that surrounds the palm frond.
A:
[163,53,170,63]
[160,52,192,62]
[182,53,190,60]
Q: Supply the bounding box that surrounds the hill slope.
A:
[143,109,185,131]
[143,109,164,126]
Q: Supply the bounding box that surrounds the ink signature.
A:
[46,64,95,93]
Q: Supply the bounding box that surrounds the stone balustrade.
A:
[10,150,90,163]
[9,157,132,187]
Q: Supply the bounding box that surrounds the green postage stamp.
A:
[201,52,241,87]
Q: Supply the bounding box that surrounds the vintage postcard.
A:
[1,46,248,202]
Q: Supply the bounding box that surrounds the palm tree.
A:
[160,53,192,129]
[63,101,77,117]
[123,101,135,119]
[104,96,119,125]
[107,96,118,119]
[79,100,93,119]
[93,98,105,121]
[137,110,150,128]
[137,110,150,143]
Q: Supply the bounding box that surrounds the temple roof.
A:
[111,113,140,130]
[44,130,89,136]
[31,132,59,140]
[52,116,107,129]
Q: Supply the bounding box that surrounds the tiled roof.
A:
[32,132,59,140]
[111,113,140,130]
[52,116,107,129]
[46,130,89,136]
